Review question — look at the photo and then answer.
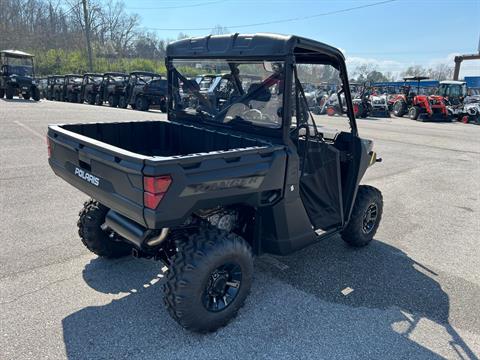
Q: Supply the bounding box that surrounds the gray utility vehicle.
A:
[47,33,383,333]
[37,77,48,99]
[96,72,128,107]
[52,75,66,101]
[45,75,62,100]
[62,74,83,103]
[80,73,104,105]
[0,50,40,100]
[121,71,167,112]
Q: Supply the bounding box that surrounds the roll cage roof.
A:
[130,71,160,77]
[1,50,34,58]
[166,33,345,66]
[104,72,127,77]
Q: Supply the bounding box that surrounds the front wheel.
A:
[118,95,128,108]
[108,94,118,107]
[163,228,253,333]
[341,185,383,247]
[135,96,149,111]
[32,87,40,101]
[77,199,132,258]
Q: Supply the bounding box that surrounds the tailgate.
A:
[47,125,148,227]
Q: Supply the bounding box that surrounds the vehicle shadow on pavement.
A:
[62,239,479,360]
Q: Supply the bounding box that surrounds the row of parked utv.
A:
[38,72,168,111]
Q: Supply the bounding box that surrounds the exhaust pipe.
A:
[104,210,169,248]
[145,228,170,246]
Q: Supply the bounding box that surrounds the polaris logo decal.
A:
[74,167,100,186]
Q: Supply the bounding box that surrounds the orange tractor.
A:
[390,76,449,121]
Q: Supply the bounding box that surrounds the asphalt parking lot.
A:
[1,98,479,360]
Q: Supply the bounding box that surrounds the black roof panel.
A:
[166,33,344,61]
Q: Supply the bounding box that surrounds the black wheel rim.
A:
[362,203,378,234]
[202,262,242,312]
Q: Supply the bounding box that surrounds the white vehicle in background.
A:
[460,95,480,124]
[369,91,390,117]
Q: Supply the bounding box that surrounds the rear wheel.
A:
[163,228,253,333]
[6,85,14,99]
[77,199,132,258]
[409,106,421,120]
[393,101,406,117]
[341,185,383,247]
[160,101,167,113]
[0,88,5,98]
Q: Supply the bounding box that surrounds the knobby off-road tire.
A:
[77,199,132,258]
[32,88,40,101]
[135,96,149,111]
[6,85,14,99]
[341,185,383,247]
[163,228,254,333]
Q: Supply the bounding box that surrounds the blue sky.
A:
[123,0,480,77]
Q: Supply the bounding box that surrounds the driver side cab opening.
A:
[289,47,361,235]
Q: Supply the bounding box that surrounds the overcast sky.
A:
[123,0,480,77]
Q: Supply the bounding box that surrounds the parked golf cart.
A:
[80,73,104,105]
[47,33,383,333]
[0,50,40,100]
[62,74,83,103]
[122,71,167,112]
[96,72,128,107]
[390,76,448,121]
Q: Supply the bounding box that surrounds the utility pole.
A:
[82,0,93,71]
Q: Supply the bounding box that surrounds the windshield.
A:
[438,84,465,98]
[4,56,33,77]
[171,59,285,129]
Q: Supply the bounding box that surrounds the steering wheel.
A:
[242,108,273,123]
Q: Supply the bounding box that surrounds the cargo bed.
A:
[48,120,287,229]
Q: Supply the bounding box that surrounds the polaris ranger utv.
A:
[62,74,83,103]
[121,71,167,112]
[80,73,104,105]
[47,33,383,333]
[96,72,128,107]
[0,50,40,100]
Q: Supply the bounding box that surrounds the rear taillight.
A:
[47,136,51,158]
[143,175,172,209]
